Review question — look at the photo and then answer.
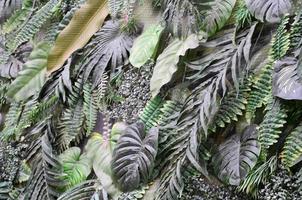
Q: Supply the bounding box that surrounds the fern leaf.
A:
[271,15,291,60]
[281,123,302,167]
[235,0,252,29]
[57,78,85,151]
[210,79,251,131]
[258,99,288,150]
[1,0,32,34]
[245,60,274,120]
[83,83,98,136]
[8,0,59,51]
[289,12,302,52]
[0,102,22,141]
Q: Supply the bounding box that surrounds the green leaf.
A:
[7,42,50,101]
[213,125,260,185]
[150,34,199,97]
[59,147,92,188]
[84,132,121,199]
[129,24,165,68]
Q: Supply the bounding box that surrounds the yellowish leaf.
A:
[47,0,109,74]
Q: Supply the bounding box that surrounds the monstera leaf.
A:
[59,147,92,188]
[273,57,302,100]
[129,24,165,68]
[150,34,199,97]
[245,0,292,23]
[213,125,260,185]
[111,122,159,192]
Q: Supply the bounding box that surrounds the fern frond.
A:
[83,83,98,136]
[57,79,85,151]
[246,16,291,121]
[239,156,277,197]
[92,73,108,110]
[258,99,288,150]
[1,0,32,34]
[245,60,273,120]
[281,123,302,167]
[271,15,291,60]
[210,79,251,132]
[8,0,59,51]
[289,12,302,52]
[0,102,22,141]
[139,96,164,130]
[235,0,252,29]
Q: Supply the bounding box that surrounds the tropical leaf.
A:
[79,20,136,86]
[59,147,92,188]
[47,0,108,74]
[58,180,105,200]
[0,0,22,23]
[213,125,260,185]
[273,57,302,100]
[112,122,159,192]
[201,0,236,36]
[245,0,292,23]
[7,42,50,101]
[7,0,59,51]
[129,24,165,68]
[84,124,121,198]
[22,129,65,200]
[239,156,278,196]
[150,34,199,97]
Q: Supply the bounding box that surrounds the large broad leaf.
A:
[273,57,302,100]
[112,122,159,192]
[129,24,165,68]
[245,0,292,23]
[84,129,121,199]
[213,125,260,185]
[47,0,108,74]
[79,20,136,86]
[201,0,236,36]
[150,34,199,97]
[59,147,92,188]
[7,42,50,101]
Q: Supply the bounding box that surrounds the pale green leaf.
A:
[7,42,50,101]
[150,34,199,97]
[129,24,165,68]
